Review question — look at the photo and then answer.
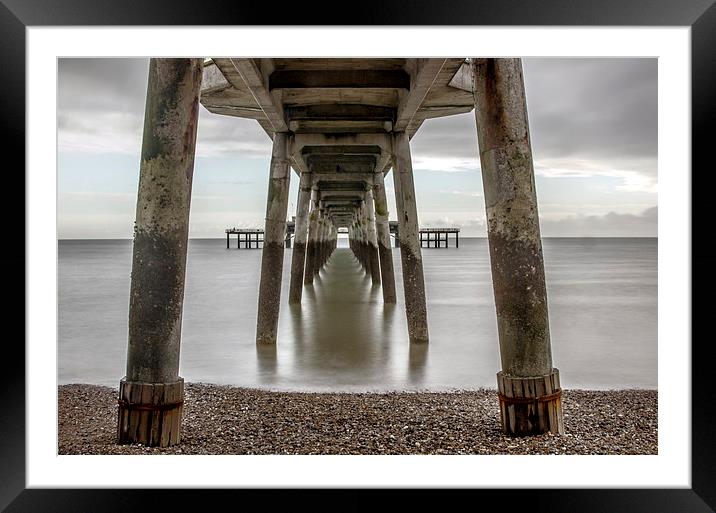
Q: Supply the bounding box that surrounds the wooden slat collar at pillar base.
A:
[496,369,564,436]
[117,378,184,447]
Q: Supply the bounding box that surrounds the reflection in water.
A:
[256,343,277,384]
[408,342,428,385]
[284,250,398,389]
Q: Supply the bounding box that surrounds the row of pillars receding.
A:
[252,130,431,346]
[117,57,564,448]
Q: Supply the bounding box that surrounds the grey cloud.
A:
[58,58,150,111]
[412,58,657,184]
[524,58,657,167]
[58,58,270,158]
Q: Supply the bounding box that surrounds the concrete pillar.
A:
[363,204,373,278]
[256,132,291,345]
[359,211,369,275]
[304,191,319,285]
[392,132,429,344]
[473,58,563,436]
[326,222,333,261]
[315,212,325,276]
[356,212,365,269]
[350,220,358,262]
[321,213,329,272]
[119,58,203,447]
[289,172,312,303]
[357,204,367,275]
[350,217,361,266]
[329,225,336,256]
[373,172,397,303]
[365,190,381,285]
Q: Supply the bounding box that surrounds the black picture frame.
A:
[3,1,713,510]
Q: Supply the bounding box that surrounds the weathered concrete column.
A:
[360,215,370,275]
[324,221,333,264]
[365,190,382,285]
[351,217,362,267]
[315,213,325,276]
[289,172,312,303]
[304,191,319,285]
[361,203,373,277]
[373,172,397,303]
[321,216,330,268]
[392,132,429,344]
[350,220,359,262]
[119,58,203,447]
[256,132,291,345]
[473,58,563,436]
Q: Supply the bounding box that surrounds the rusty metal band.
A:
[498,390,562,405]
[117,399,184,411]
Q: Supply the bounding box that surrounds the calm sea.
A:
[58,238,657,391]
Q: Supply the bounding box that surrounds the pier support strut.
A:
[304,189,319,285]
[365,190,382,285]
[118,58,203,447]
[473,58,563,436]
[289,171,312,303]
[373,171,397,302]
[392,132,429,344]
[256,132,291,344]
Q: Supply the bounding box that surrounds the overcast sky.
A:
[58,58,657,238]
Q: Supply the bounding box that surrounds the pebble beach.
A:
[58,383,657,455]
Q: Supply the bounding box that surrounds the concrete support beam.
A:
[230,58,288,132]
[288,171,312,303]
[293,133,392,155]
[392,132,429,344]
[473,58,563,436]
[304,190,319,285]
[373,171,397,303]
[287,104,395,121]
[356,210,369,275]
[256,132,291,345]
[270,69,410,90]
[364,191,382,285]
[119,58,203,447]
[394,59,447,132]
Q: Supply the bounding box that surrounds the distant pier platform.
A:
[226,220,295,249]
[388,222,460,248]
[419,227,460,248]
[226,228,264,249]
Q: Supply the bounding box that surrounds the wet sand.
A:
[59,383,657,455]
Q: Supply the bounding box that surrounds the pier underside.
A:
[118,57,564,447]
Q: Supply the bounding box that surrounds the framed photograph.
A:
[5,0,713,510]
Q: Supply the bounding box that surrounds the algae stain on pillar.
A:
[256,132,291,345]
[373,171,397,303]
[289,171,312,304]
[391,132,429,344]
